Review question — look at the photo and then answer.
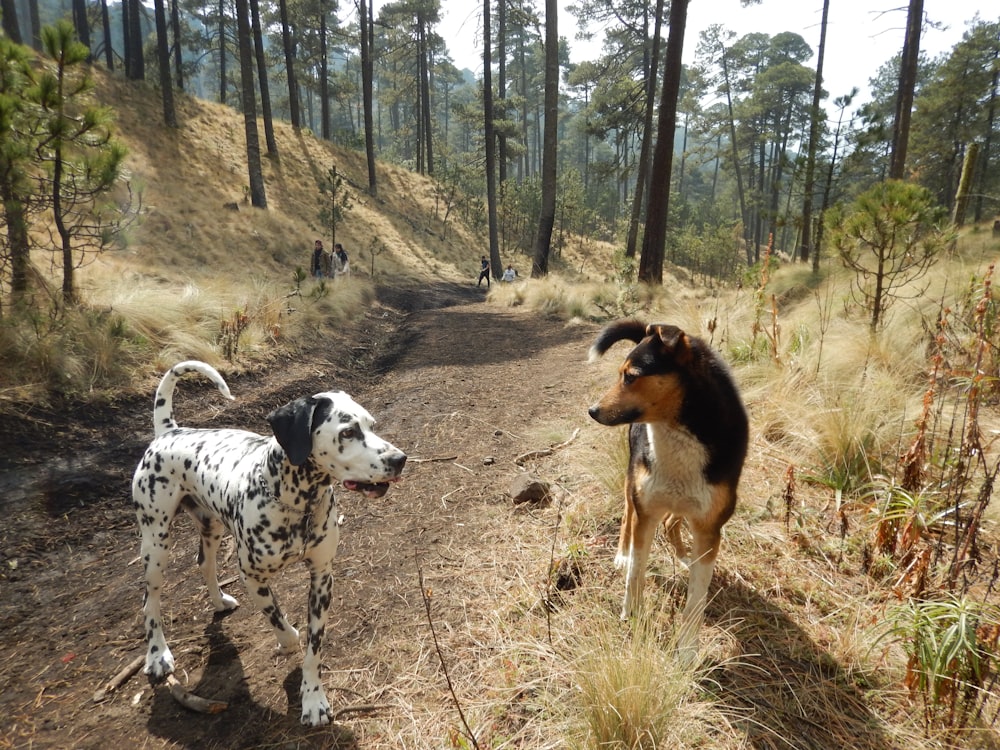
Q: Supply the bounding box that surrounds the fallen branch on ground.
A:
[417,559,481,750]
[92,654,145,703]
[165,674,229,714]
[515,428,580,466]
[331,703,392,720]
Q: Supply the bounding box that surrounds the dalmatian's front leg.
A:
[241,572,301,654]
[299,567,335,726]
[299,513,340,727]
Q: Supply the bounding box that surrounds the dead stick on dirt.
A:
[331,703,392,720]
[544,491,565,650]
[92,654,145,703]
[408,455,459,463]
[165,674,229,714]
[417,558,481,750]
[515,428,580,466]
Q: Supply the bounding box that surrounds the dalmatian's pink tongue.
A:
[342,480,391,498]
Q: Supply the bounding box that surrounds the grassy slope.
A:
[89,69,621,292]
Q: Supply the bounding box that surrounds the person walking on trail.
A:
[311,240,326,278]
[477,255,491,288]
[502,264,517,282]
[334,243,350,278]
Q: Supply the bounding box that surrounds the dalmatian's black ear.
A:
[267,396,320,466]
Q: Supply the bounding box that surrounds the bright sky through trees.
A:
[435,0,990,108]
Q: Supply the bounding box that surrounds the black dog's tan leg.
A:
[620,502,662,620]
[614,494,635,570]
[675,523,720,665]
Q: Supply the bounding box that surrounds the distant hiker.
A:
[334,243,350,278]
[502,264,517,282]
[477,255,491,288]
[311,240,325,278]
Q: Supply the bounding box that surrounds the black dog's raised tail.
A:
[588,319,648,362]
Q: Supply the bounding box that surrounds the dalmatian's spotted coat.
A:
[132,361,406,726]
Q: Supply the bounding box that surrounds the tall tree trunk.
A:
[53,143,76,305]
[126,0,144,80]
[72,0,91,58]
[278,0,299,128]
[29,0,42,51]
[497,0,507,184]
[531,0,558,277]
[153,0,177,127]
[218,0,226,102]
[799,0,829,264]
[519,38,528,179]
[638,0,688,285]
[360,0,376,194]
[250,0,276,155]
[889,0,923,179]
[234,0,266,207]
[100,0,112,66]
[951,142,978,227]
[418,10,433,176]
[483,0,500,281]
[625,0,664,259]
[122,0,131,74]
[170,0,183,88]
[319,0,329,140]
[974,59,997,223]
[1,0,23,44]
[1,181,31,299]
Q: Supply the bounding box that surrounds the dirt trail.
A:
[0,283,601,749]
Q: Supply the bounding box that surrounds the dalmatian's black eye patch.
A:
[310,397,335,434]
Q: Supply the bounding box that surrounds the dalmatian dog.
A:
[132,361,406,726]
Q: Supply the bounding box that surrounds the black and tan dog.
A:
[589,320,748,659]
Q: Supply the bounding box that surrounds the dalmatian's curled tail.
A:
[153,360,235,437]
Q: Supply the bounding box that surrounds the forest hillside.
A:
[93,70,611,288]
[95,70,486,285]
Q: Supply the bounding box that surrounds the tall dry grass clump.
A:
[561,606,728,749]
[85,266,374,371]
[0,302,144,400]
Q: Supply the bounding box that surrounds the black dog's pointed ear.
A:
[647,324,694,366]
[267,396,318,466]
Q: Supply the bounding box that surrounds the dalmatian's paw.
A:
[214,593,239,612]
[300,683,332,726]
[275,625,301,655]
[144,646,175,680]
